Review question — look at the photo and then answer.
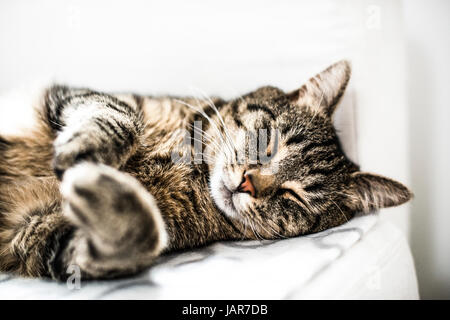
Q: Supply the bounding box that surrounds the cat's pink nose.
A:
[238,173,255,197]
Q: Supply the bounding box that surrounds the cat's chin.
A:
[210,176,239,219]
[210,170,249,221]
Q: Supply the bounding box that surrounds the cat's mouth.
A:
[217,179,240,217]
[209,154,251,220]
[210,170,247,220]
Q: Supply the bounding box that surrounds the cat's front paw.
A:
[53,131,121,179]
[60,162,168,257]
[53,136,97,179]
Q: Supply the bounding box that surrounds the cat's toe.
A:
[60,162,106,228]
[60,162,167,254]
[53,139,99,180]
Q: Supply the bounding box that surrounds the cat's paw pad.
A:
[60,162,167,254]
[60,163,110,233]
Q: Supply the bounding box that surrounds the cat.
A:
[0,60,412,280]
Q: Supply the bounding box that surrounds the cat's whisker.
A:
[192,88,238,161]
[248,219,263,242]
[234,217,250,241]
[188,88,237,165]
[175,99,225,143]
[265,220,287,239]
[329,198,349,222]
[251,213,283,240]
[245,211,267,241]
[253,221,265,241]
[241,219,249,241]
[197,154,216,163]
[189,130,221,152]
[190,94,229,145]
[189,137,216,154]
[245,205,284,240]
[254,219,275,239]
[188,122,213,140]
[188,123,223,152]
[48,119,64,129]
[191,96,236,165]
[176,99,234,161]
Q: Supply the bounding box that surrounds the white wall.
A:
[351,0,411,237]
[403,0,450,299]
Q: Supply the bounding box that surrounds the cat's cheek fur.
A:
[210,167,235,219]
[231,193,252,215]
[209,153,237,218]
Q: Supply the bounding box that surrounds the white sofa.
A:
[0,213,418,299]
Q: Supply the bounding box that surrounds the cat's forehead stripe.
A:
[246,103,276,120]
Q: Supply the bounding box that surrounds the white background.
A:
[0,0,448,298]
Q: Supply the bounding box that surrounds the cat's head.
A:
[206,60,412,237]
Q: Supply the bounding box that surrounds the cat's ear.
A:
[288,60,351,116]
[344,172,413,213]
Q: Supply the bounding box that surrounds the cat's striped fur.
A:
[0,61,412,280]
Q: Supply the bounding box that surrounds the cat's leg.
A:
[54,162,168,280]
[41,85,144,178]
[0,164,166,280]
[0,176,72,278]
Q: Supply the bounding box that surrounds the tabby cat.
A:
[0,60,411,280]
